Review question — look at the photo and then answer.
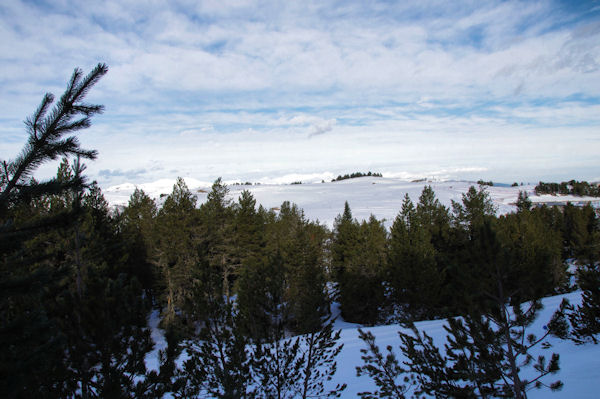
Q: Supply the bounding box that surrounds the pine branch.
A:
[0,63,106,205]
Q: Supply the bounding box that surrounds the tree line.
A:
[535,180,600,197]
[332,171,383,182]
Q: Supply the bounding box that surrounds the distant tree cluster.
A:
[331,171,382,182]
[535,180,600,197]
[477,179,494,186]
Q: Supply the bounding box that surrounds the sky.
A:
[1,0,599,188]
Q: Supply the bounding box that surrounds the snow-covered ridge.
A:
[104,177,597,228]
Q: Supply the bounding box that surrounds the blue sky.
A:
[1,0,599,187]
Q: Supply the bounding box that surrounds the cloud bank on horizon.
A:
[0,0,599,187]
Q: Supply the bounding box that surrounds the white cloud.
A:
[1,0,599,187]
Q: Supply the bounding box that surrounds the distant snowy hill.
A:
[106,176,598,228]
[105,177,533,227]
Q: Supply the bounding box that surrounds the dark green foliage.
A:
[516,190,532,212]
[451,185,497,232]
[286,219,331,334]
[60,271,153,398]
[359,215,563,399]
[388,194,443,320]
[356,329,411,398]
[398,323,479,398]
[154,177,200,329]
[568,263,600,344]
[332,171,382,182]
[416,185,451,253]
[251,320,347,399]
[236,252,286,342]
[179,296,253,399]
[0,64,106,207]
[0,64,157,398]
[295,320,347,398]
[119,188,158,293]
[198,178,236,299]
[331,201,359,280]
[252,334,304,399]
[548,299,571,340]
[333,203,386,324]
[359,302,562,399]
[264,201,330,334]
[562,203,598,261]
[497,211,564,302]
[535,180,600,197]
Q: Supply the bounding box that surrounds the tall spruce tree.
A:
[198,178,236,299]
[154,177,199,330]
[120,188,158,294]
[567,224,600,344]
[388,194,442,320]
[333,203,386,324]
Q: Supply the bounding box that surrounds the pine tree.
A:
[416,185,451,252]
[120,188,158,294]
[47,161,153,398]
[286,218,331,334]
[295,320,347,398]
[331,201,360,280]
[179,290,253,399]
[451,185,497,233]
[516,190,532,212]
[236,252,287,342]
[198,178,236,299]
[568,261,600,344]
[0,64,108,397]
[355,329,412,398]
[333,202,386,324]
[154,177,200,329]
[388,194,442,320]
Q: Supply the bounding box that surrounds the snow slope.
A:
[329,291,600,398]
[146,291,599,398]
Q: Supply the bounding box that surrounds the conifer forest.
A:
[2,66,600,398]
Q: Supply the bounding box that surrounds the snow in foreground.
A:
[331,291,599,398]
[146,291,599,398]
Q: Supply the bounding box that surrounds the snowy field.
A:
[105,177,599,229]
[105,177,557,228]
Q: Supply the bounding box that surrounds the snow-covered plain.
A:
[105,176,599,229]
[130,176,599,397]
[106,177,548,228]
